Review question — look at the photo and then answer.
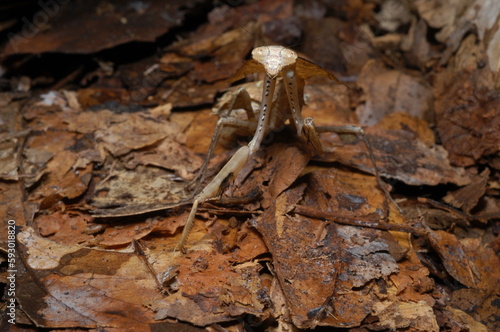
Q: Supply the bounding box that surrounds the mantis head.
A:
[252,45,298,78]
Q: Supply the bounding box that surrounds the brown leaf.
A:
[96,213,188,247]
[267,144,311,199]
[25,130,93,207]
[461,237,500,292]
[426,229,479,288]
[0,101,25,181]
[298,17,349,74]
[450,287,500,332]
[124,136,203,180]
[254,168,400,328]
[21,147,54,187]
[232,223,269,263]
[67,108,177,157]
[302,167,389,218]
[402,19,433,70]
[319,120,471,186]
[36,212,94,245]
[434,70,500,167]
[17,228,162,329]
[156,243,269,326]
[444,168,490,213]
[90,166,190,217]
[159,53,194,77]
[389,253,435,303]
[369,301,439,332]
[376,112,436,145]
[0,182,28,248]
[301,83,354,125]
[4,0,206,55]
[442,307,489,332]
[232,142,311,210]
[355,59,434,125]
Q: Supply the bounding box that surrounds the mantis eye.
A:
[280,49,297,66]
[252,47,266,58]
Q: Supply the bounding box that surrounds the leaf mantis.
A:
[177,45,398,253]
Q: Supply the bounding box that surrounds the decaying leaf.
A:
[319,114,471,187]
[90,166,190,217]
[67,108,176,157]
[355,59,434,125]
[21,147,54,188]
[229,141,312,212]
[3,1,500,331]
[434,69,500,167]
[16,227,270,329]
[254,167,402,328]
[17,227,162,329]
[25,130,93,207]
[369,300,439,332]
[3,0,208,55]
[36,211,94,245]
[426,228,480,288]
[96,213,188,247]
[442,306,489,332]
[124,136,202,180]
[444,168,490,213]
[149,241,270,326]
[0,101,26,181]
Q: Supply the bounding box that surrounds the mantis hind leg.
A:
[315,124,402,215]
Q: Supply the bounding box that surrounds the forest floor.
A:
[0,0,499,331]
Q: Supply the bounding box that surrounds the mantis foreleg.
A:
[189,117,257,195]
[178,145,250,252]
[179,75,278,252]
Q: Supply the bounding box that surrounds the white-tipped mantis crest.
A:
[177,45,398,253]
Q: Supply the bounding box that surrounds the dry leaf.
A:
[17,228,161,329]
[426,229,479,288]
[369,301,439,332]
[254,168,400,328]
[444,168,489,212]
[90,166,190,217]
[355,59,434,125]
[319,119,471,186]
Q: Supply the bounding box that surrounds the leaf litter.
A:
[0,0,499,331]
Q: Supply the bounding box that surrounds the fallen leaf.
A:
[17,228,162,329]
[369,300,439,332]
[124,136,203,180]
[154,242,269,326]
[434,69,500,167]
[355,59,434,125]
[90,166,190,217]
[254,167,400,328]
[36,212,93,245]
[4,0,208,55]
[319,120,471,186]
[444,168,489,212]
[426,229,479,288]
[25,130,93,207]
[67,108,177,157]
[442,306,489,332]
